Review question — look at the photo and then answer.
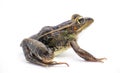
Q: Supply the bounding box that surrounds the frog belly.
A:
[54,47,70,56]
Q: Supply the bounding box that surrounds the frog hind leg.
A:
[20,39,49,66]
[70,40,106,62]
[20,38,69,67]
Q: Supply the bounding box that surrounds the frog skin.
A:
[20,14,106,67]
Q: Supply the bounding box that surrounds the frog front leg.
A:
[21,38,69,66]
[70,40,106,62]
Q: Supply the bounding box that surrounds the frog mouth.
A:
[77,18,94,33]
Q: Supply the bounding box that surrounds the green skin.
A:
[20,14,106,67]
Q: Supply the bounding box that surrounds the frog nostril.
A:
[86,18,94,21]
[87,18,91,20]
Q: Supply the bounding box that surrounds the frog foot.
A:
[95,57,107,63]
[87,57,107,63]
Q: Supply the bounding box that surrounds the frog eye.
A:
[77,18,85,24]
[71,14,80,20]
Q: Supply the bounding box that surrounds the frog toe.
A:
[96,58,107,63]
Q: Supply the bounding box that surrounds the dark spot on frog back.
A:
[38,26,54,35]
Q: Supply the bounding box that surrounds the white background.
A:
[0,0,120,73]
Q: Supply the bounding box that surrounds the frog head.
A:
[71,14,94,33]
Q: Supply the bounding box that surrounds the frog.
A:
[20,14,106,67]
